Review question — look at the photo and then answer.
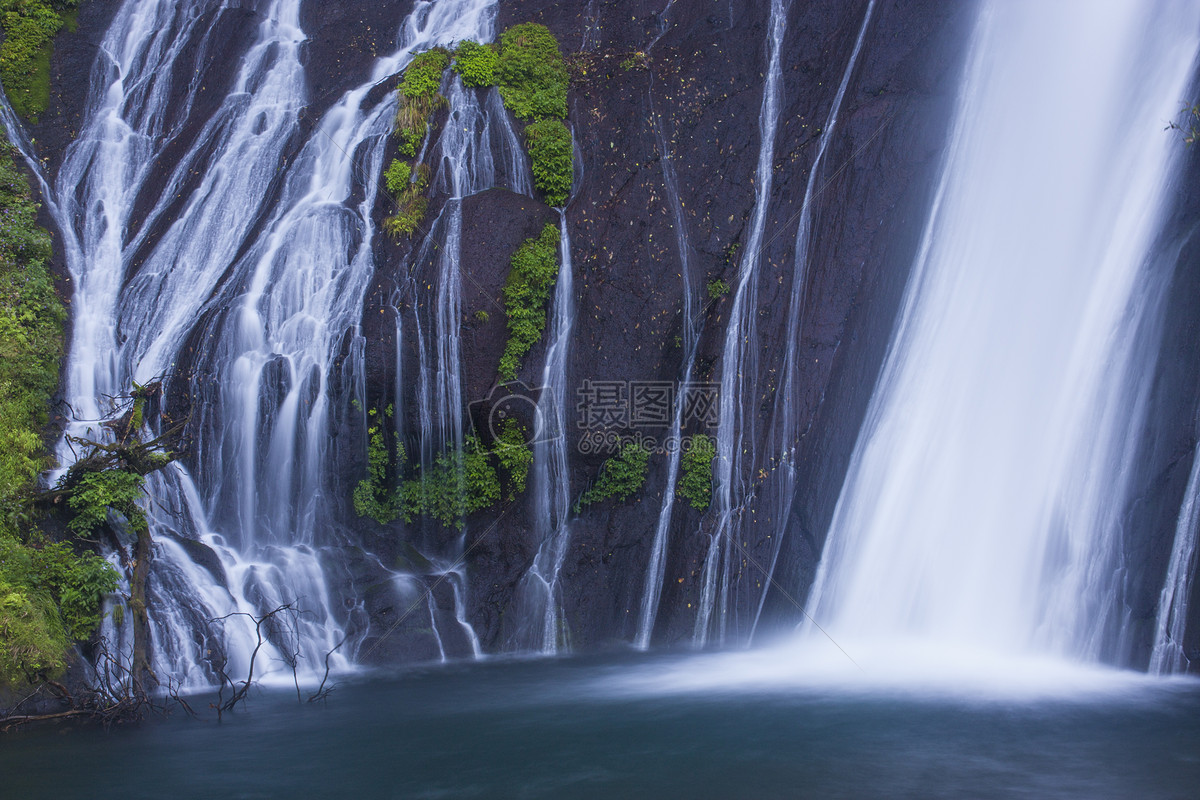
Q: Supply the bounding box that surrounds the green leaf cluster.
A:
[0,0,75,121]
[493,23,573,206]
[577,443,651,511]
[0,134,127,690]
[387,52,445,237]
[677,434,716,510]
[400,49,450,100]
[395,51,450,158]
[384,159,412,196]
[352,413,529,530]
[494,419,532,499]
[0,574,65,687]
[352,410,399,526]
[707,279,731,300]
[452,40,498,88]
[525,118,572,207]
[0,141,63,500]
[67,469,147,536]
[0,532,118,686]
[499,223,560,381]
[398,434,499,530]
[496,23,568,120]
[383,162,431,239]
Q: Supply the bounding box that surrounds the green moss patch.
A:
[678,434,716,510]
[452,40,498,88]
[577,443,651,511]
[0,0,76,121]
[499,223,560,381]
[496,23,568,120]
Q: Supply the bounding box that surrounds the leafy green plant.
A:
[384,196,429,238]
[395,51,450,158]
[400,49,450,99]
[0,531,119,687]
[0,134,131,690]
[0,140,63,500]
[499,223,560,381]
[677,434,716,510]
[494,419,533,499]
[398,434,500,530]
[25,540,119,640]
[577,443,651,510]
[453,40,498,88]
[0,577,66,686]
[525,118,573,206]
[0,0,74,121]
[383,163,431,239]
[66,469,147,536]
[384,159,412,195]
[352,409,400,525]
[474,309,490,323]
[707,279,731,300]
[496,23,568,119]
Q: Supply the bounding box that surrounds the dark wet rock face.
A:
[29,0,1200,672]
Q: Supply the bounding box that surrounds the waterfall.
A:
[36,0,500,688]
[513,207,577,654]
[401,71,531,651]
[1150,438,1200,673]
[748,0,876,640]
[805,0,1200,663]
[694,0,790,648]
[633,0,699,649]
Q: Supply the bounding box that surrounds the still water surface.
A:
[3,647,1198,798]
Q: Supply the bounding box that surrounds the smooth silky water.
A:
[5,0,1200,794]
[1,651,1197,799]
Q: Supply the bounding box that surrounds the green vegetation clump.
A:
[577,443,651,510]
[384,159,412,196]
[493,419,532,499]
[0,143,62,502]
[67,469,147,536]
[352,410,513,530]
[677,434,716,510]
[400,48,450,99]
[525,118,572,207]
[496,23,568,120]
[499,223,560,381]
[398,434,500,530]
[0,574,66,687]
[452,40,498,88]
[395,50,450,157]
[707,279,731,300]
[0,0,75,121]
[0,533,118,686]
[386,52,443,237]
[383,163,431,239]
[0,135,134,690]
[352,408,400,526]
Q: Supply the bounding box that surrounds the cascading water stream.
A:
[694,0,789,648]
[513,204,577,654]
[804,0,1200,665]
[747,0,876,641]
[1150,437,1200,673]
[34,0,501,687]
[396,68,531,657]
[416,77,529,460]
[633,0,699,649]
